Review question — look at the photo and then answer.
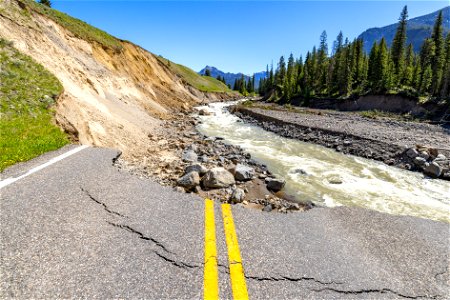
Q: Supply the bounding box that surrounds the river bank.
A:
[116,101,450,222]
[115,106,309,213]
[232,103,450,181]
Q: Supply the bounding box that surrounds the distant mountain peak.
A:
[358,6,450,52]
[198,66,267,88]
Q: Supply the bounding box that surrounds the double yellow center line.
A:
[203,199,249,300]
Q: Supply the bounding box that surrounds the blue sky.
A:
[53,1,448,74]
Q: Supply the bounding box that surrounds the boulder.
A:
[262,204,273,212]
[182,150,198,162]
[265,177,286,192]
[230,188,245,203]
[328,176,343,184]
[202,168,235,189]
[199,108,213,116]
[406,148,419,158]
[234,164,255,181]
[436,154,447,160]
[173,186,185,193]
[423,162,443,178]
[185,164,208,176]
[419,151,430,160]
[291,168,308,175]
[413,156,427,167]
[177,171,200,189]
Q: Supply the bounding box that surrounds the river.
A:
[196,102,450,223]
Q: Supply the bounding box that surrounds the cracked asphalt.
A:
[1,146,449,299]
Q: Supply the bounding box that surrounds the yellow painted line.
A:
[222,204,249,300]
[204,199,219,300]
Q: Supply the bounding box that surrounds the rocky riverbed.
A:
[115,110,310,213]
[232,103,450,181]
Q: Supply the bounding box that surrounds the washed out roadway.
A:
[0,146,449,299]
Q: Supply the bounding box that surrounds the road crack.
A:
[310,287,440,299]
[246,275,342,285]
[106,221,202,270]
[107,221,173,254]
[154,251,200,269]
[81,187,127,218]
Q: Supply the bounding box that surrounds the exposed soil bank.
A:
[232,104,450,180]
[289,94,449,120]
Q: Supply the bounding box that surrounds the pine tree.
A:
[340,44,353,96]
[332,31,344,55]
[233,78,239,91]
[440,33,450,99]
[310,47,319,95]
[276,56,286,87]
[353,38,366,88]
[402,43,414,86]
[412,56,422,90]
[391,6,408,82]
[375,38,390,92]
[318,31,329,94]
[39,0,52,7]
[239,74,247,95]
[296,56,304,96]
[419,38,436,94]
[282,53,294,100]
[303,52,312,97]
[269,63,274,88]
[431,10,445,95]
[330,32,345,94]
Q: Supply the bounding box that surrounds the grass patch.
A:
[23,0,122,51]
[0,38,68,171]
[359,110,420,122]
[157,56,234,93]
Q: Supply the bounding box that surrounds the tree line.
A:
[258,6,450,103]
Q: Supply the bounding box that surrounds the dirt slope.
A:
[0,0,234,158]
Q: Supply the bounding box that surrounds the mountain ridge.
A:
[358,6,450,52]
[199,66,267,88]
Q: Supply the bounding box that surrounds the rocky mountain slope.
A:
[358,6,450,52]
[0,0,235,159]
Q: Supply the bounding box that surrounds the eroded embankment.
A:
[232,105,450,180]
[0,0,237,161]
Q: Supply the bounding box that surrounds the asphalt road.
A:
[1,146,449,299]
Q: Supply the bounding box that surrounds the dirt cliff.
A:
[0,0,235,158]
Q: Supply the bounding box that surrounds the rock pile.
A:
[406,146,450,179]
[115,113,306,213]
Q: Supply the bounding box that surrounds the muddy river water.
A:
[196,102,450,223]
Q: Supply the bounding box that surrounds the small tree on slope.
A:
[38,0,52,7]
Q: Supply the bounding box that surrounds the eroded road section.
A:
[1,146,448,299]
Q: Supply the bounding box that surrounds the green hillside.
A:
[157,56,235,93]
[16,0,232,94]
[0,39,68,171]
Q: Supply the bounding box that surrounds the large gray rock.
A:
[182,150,198,162]
[234,164,255,181]
[265,177,286,192]
[202,167,235,189]
[230,188,245,203]
[419,151,430,160]
[185,164,208,176]
[413,156,427,167]
[423,162,443,178]
[406,148,419,158]
[177,172,200,189]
